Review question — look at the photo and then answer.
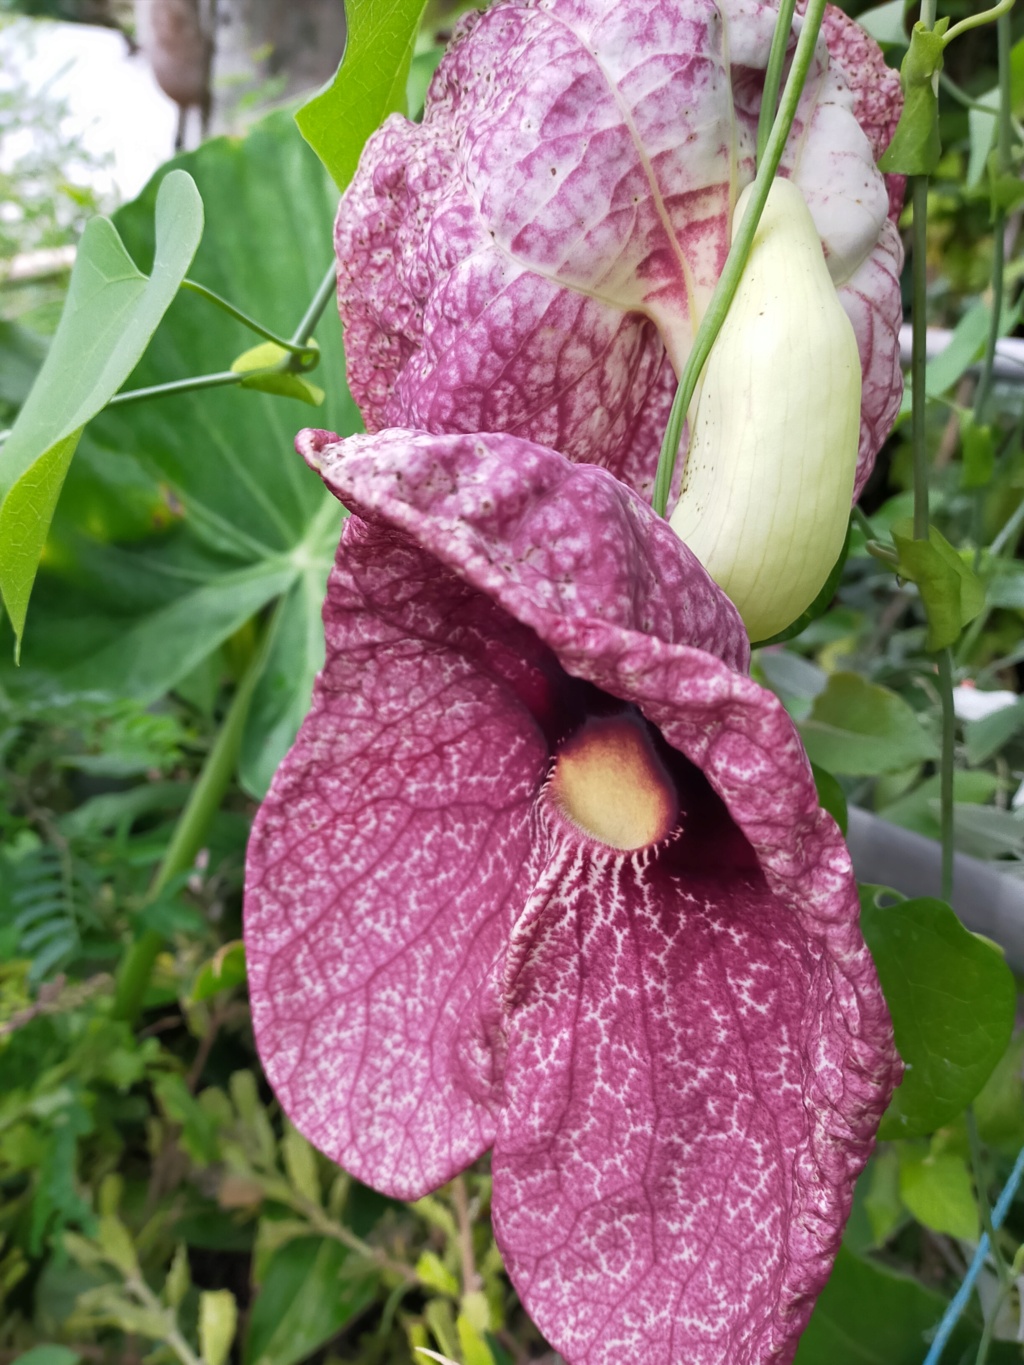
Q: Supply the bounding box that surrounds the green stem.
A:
[937,648,956,902]
[112,613,277,1023]
[181,278,319,361]
[911,176,931,540]
[756,0,797,167]
[967,1107,1011,1287]
[851,505,876,540]
[974,13,1013,426]
[290,261,338,348]
[943,0,1015,46]
[107,370,244,408]
[651,0,828,516]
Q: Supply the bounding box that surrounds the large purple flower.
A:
[244,427,899,1365]
[334,0,904,502]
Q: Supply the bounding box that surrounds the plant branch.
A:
[452,1175,481,1296]
[943,0,1015,46]
[756,0,797,167]
[290,261,338,348]
[652,0,829,516]
[107,370,244,408]
[112,609,278,1023]
[967,1107,1011,1286]
[974,12,1014,425]
[911,176,931,540]
[937,649,956,902]
[181,278,318,360]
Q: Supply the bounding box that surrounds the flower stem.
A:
[943,0,1015,47]
[974,12,1013,426]
[937,648,956,902]
[967,1106,1011,1286]
[756,0,797,168]
[290,261,338,348]
[911,175,931,541]
[181,278,319,361]
[651,0,828,517]
[107,370,244,408]
[112,611,276,1022]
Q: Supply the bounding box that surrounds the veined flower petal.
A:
[334,0,903,503]
[246,427,899,1365]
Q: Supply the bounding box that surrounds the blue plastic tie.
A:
[922,1141,1024,1364]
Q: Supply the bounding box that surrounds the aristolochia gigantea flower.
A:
[334,0,904,505]
[244,428,899,1365]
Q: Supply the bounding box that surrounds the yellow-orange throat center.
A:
[549,713,679,851]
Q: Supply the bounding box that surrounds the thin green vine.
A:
[651,0,829,517]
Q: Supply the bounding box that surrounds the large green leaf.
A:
[9,111,360,796]
[794,1247,995,1364]
[296,0,431,191]
[799,673,938,775]
[0,171,203,650]
[860,891,1016,1139]
[244,1237,377,1365]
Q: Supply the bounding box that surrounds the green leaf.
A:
[878,769,1001,839]
[416,1249,460,1298]
[10,1348,82,1365]
[793,1246,980,1364]
[96,1216,138,1276]
[63,558,298,703]
[799,673,938,775]
[191,940,247,1003]
[859,892,1016,1139]
[863,1148,906,1248]
[811,763,848,835]
[232,341,324,406]
[239,508,338,796]
[13,112,356,772]
[295,0,431,191]
[199,1290,238,1365]
[878,20,949,175]
[244,1237,377,1365]
[964,697,1024,765]
[163,1244,191,1309]
[898,1147,979,1240]
[890,518,985,651]
[0,171,203,650]
[281,1124,321,1205]
[239,370,325,406]
[856,0,909,46]
[961,416,995,490]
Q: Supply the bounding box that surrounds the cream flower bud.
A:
[670,177,861,642]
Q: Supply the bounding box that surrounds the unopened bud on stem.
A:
[670,177,861,642]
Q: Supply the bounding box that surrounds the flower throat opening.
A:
[549,712,679,852]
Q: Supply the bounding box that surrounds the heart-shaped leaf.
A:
[0,171,203,650]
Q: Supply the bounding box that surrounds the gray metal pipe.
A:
[847,806,1024,973]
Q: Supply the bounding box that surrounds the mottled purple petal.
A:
[245,517,547,1196]
[278,425,899,1365]
[495,813,884,1364]
[298,426,748,673]
[334,0,903,502]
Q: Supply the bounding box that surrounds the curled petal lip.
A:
[246,426,900,1365]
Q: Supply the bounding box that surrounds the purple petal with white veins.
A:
[334,0,904,503]
[246,426,900,1362]
[245,517,547,1196]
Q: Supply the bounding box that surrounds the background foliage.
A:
[3,0,1024,1362]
